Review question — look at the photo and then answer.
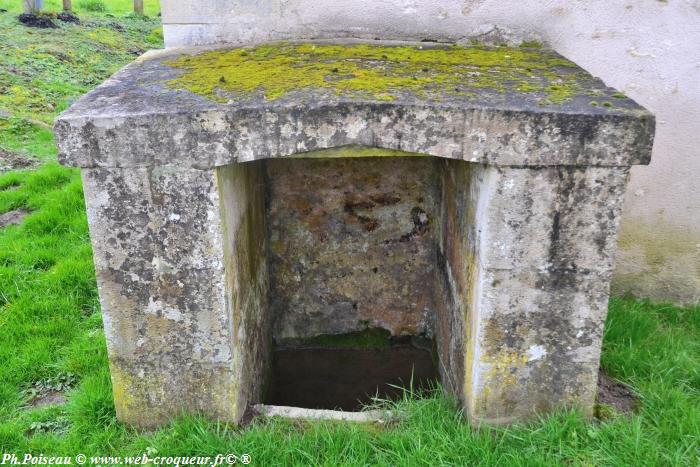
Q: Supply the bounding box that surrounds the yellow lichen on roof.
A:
[165,42,583,104]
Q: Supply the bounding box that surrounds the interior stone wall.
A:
[433,160,480,403]
[216,162,271,418]
[266,155,441,342]
[263,153,503,410]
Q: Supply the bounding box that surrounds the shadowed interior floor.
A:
[265,342,439,411]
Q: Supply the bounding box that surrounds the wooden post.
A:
[133,0,143,15]
[63,0,71,11]
[23,0,43,13]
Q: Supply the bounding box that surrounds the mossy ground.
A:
[0,7,698,465]
[165,42,590,104]
[0,0,160,16]
[0,6,161,163]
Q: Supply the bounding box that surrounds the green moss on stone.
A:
[286,146,426,159]
[594,403,619,421]
[286,328,392,350]
[519,40,543,49]
[164,42,584,104]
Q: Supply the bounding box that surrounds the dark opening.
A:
[262,154,443,411]
[264,336,439,411]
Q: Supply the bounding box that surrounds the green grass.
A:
[0,6,698,465]
[0,0,160,16]
[0,6,162,161]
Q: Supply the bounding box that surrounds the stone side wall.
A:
[80,163,272,427]
[82,167,238,427]
[433,159,478,402]
[266,156,439,341]
[465,166,630,423]
[160,0,700,305]
[216,162,271,420]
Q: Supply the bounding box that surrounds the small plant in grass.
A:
[23,373,78,400]
[593,403,618,421]
[145,26,163,45]
[78,0,107,12]
[27,417,71,436]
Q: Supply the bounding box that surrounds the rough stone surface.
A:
[216,162,271,422]
[54,42,654,170]
[254,405,392,423]
[82,165,270,427]
[267,156,439,340]
[433,163,630,423]
[433,159,478,401]
[55,41,654,427]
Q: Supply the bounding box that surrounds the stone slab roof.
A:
[55,40,654,168]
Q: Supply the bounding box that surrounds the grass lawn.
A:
[0,3,162,163]
[0,6,699,466]
[0,0,160,17]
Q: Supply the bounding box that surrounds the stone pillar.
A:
[455,165,629,424]
[82,164,269,428]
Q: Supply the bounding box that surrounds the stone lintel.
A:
[54,41,654,169]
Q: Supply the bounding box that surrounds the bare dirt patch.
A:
[57,12,80,24]
[0,209,29,228]
[596,370,638,416]
[0,148,38,172]
[23,374,76,409]
[18,13,58,29]
[28,391,67,408]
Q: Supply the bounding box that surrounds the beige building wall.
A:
[161,0,700,305]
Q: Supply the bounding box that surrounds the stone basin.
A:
[54,40,655,428]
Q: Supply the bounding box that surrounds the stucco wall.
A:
[161,0,700,305]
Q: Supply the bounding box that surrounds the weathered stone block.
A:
[56,41,654,427]
[82,164,270,427]
[476,166,630,273]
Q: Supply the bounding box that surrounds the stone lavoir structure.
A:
[54,42,654,427]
